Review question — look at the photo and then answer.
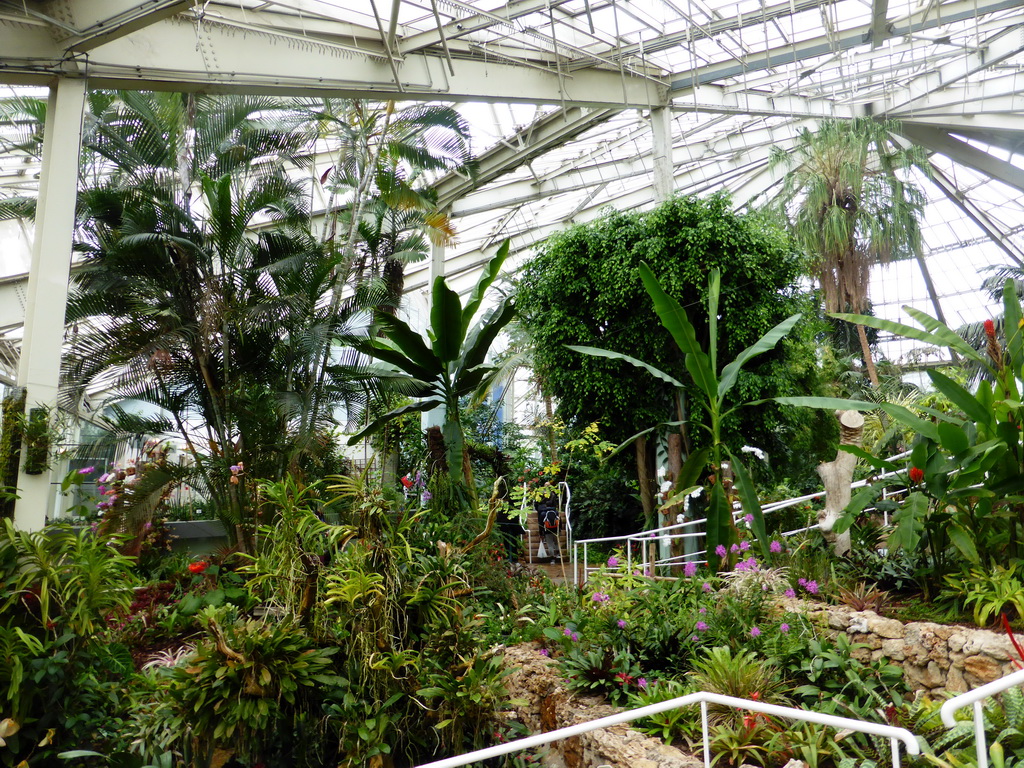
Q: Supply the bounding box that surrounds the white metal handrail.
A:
[940,666,1024,768]
[414,690,921,768]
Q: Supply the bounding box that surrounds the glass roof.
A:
[2,0,1024,379]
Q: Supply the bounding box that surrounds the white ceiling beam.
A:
[0,16,666,107]
[673,85,851,119]
[667,0,1023,92]
[49,0,196,52]
[886,74,1024,118]
[434,106,621,209]
[901,124,1024,195]
[870,0,890,47]
[399,0,575,54]
[0,272,28,332]
[874,23,1024,115]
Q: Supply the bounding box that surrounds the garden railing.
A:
[940,666,1024,768]
[413,690,921,768]
[573,455,912,586]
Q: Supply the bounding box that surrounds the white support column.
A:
[650,107,674,202]
[13,77,86,531]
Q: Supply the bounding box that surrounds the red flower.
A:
[985,319,997,340]
[188,560,208,575]
[909,467,924,484]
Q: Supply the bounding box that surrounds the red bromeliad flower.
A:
[908,466,924,484]
[985,319,997,340]
[188,560,209,575]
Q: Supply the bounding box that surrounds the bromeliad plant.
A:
[350,239,515,509]
[781,279,1024,595]
[570,265,801,567]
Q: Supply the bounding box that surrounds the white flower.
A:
[741,445,767,461]
[659,480,673,493]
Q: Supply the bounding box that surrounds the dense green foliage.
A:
[517,193,833,519]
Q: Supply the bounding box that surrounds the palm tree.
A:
[772,118,928,387]
[61,92,372,546]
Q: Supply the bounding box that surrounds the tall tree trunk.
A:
[856,322,880,388]
[817,409,864,557]
[635,436,657,529]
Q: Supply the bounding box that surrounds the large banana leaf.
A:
[926,369,992,429]
[638,262,716,400]
[717,313,801,401]
[727,447,768,558]
[430,276,464,362]
[567,345,685,389]
[462,239,510,337]
[347,398,444,444]
[708,268,720,376]
[902,307,988,367]
[374,311,442,375]
[461,298,516,372]
[1004,280,1024,372]
[357,339,435,382]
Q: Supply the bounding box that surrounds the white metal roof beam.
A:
[874,23,1024,114]
[433,106,622,209]
[0,17,666,107]
[399,0,575,54]
[925,163,1024,267]
[871,0,890,46]
[46,0,196,52]
[667,0,1023,92]
[900,124,1024,195]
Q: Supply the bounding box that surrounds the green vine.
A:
[0,388,26,517]
[22,406,52,476]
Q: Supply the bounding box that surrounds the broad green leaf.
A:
[567,345,685,388]
[678,446,711,491]
[837,445,897,473]
[727,448,768,557]
[346,399,444,445]
[374,311,441,375]
[904,307,989,367]
[706,482,731,568]
[606,422,686,460]
[430,276,464,362]
[927,369,993,428]
[718,313,801,401]
[775,396,877,411]
[638,262,717,399]
[889,491,929,552]
[461,239,509,336]
[947,522,980,565]
[830,312,949,350]
[936,421,969,456]
[1004,279,1024,373]
[708,268,720,376]
[357,339,435,382]
[877,403,939,442]
[461,298,516,372]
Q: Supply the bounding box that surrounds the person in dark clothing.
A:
[535,487,560,563]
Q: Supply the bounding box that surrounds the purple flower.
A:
[539,648,550,657]
[607,556,619,567]
[230,465,241,473]
[637,677,648,689]
[770,540,783,553]
[684,561,697,577]
[696,621,708,632]
[739,541,751,552]
[798,578,807,587]
[109,494,118,502]
[699,607,707,615]
[644,568,651,577]
[563,628,572,637]
[422,490,432,502]
[702,582,712,593]
[730,543,740,553]
[143,521,152,531]
[617,619,627,629]
[633,570,642,576]
[806,580,819,595]
[780,623,790,634]
[784,588,796,598]
[691,635,699,641]
[743,556,758,570]
[750,626,761,637]
[744,514,754,524]
[592,592,610,603]
[78,466,95,475]
[715,545,727,557]
[571,632,579,642]
[97,485,106,494]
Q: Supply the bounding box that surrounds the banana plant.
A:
[777,279,1024,589]
[349,240,515,508]
[570,264,801,566]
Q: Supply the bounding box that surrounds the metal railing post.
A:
[701,701,710,768]
[974,701,987,768]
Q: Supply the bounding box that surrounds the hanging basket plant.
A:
[0,388,26,517]
[22,406,52,476]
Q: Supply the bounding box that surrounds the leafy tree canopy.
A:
[516,192,832,486]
